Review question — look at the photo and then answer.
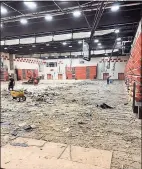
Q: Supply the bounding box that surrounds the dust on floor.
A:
[1,80,141,169]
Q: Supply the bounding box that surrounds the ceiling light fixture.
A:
[46,44,50,46]
[62,42,67,45]
[32,45,36,47]
[24,1,37,10]
[1,6,8,15]
[1,23,3,28]
[98,43,101,46]
[19,46,23,48]
[45,15,53,21]
[117,37,121,41]
[115,29,119,33]
[73,10,81,17]
[111,4,120,12]
[94,39,99,43]
[117,42,121,45]
[4,47,7,50]
[69,46,72,48]
[20,18,28,25]
[78,40,82,44]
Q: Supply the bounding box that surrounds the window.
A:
[46,62,57,67]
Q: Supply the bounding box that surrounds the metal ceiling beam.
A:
[53,0,64,13]
[77,1,91,29]
[3,2,141,23]
[2,2,24,15]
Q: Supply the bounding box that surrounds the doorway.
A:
[118,73,124,80]
[103,73,109,80]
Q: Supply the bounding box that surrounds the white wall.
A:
[1,52,129,80]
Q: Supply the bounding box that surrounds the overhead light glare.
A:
[1,23,3,28]
[24,1,37,9]
[4,47,7,50]
[69,46,72,48]
[62,42,67,45]
[73,10,81,17]
[94,39,99,43]
[32,45,36,47]
[46,44,50,46]
[19,46,23,48]
[98,43,101,46]
[117,37,121,41]
[45,15,53,21]
[115,29,119,33]
[111,4,120,12]
[20,18,28,25]
[1,6,8,15]
[117,42,121,45]
[78,40,82,44]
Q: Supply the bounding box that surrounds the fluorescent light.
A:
[98,43,101,46]
[46,44,50,46]
[78,40,82,44]
[19,46,23,48]
[32,45,36,47]
[69,46,72,48]
[1,23,3,28]
[65,56,67,58]
[4,47,7,50]
[73,10,81,17]
[94,39,99,43]
[62,42,67,45]
[1,6,8,15]
[20,18,28,24]
[45,15,53,21]
[24,1,37,9]
[117,37,121,41]
[111,4,120,12]
[117,42,121,45]
[115,29,119,33]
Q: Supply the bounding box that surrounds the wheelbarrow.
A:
[10,90,26,102]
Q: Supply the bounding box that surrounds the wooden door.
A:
[118,73,124,80]
[58,74,63,80]
[47,74,52,79]
[103,73,109,80]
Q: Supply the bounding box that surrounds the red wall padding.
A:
[17,69,38,80]
[124,32,142,102]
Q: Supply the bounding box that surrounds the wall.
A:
[124,19,142,103]
[1,53,129,80]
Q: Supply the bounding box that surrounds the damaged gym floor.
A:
[1,80,141,169]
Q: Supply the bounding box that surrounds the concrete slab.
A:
[2,138,112,169]
[61,145,112,169]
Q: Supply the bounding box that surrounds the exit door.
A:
[58,74,63,80]
[103,73,109,80]
[47,74,52,80]
[118,73,124,80]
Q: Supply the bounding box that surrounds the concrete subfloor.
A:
[1,80,141,169]
[2,137,112,169]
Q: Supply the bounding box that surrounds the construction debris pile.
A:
[1,80,141,169]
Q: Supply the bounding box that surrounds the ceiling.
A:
[0,1,142,58]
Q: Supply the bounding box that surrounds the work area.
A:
[1,1,142,169]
